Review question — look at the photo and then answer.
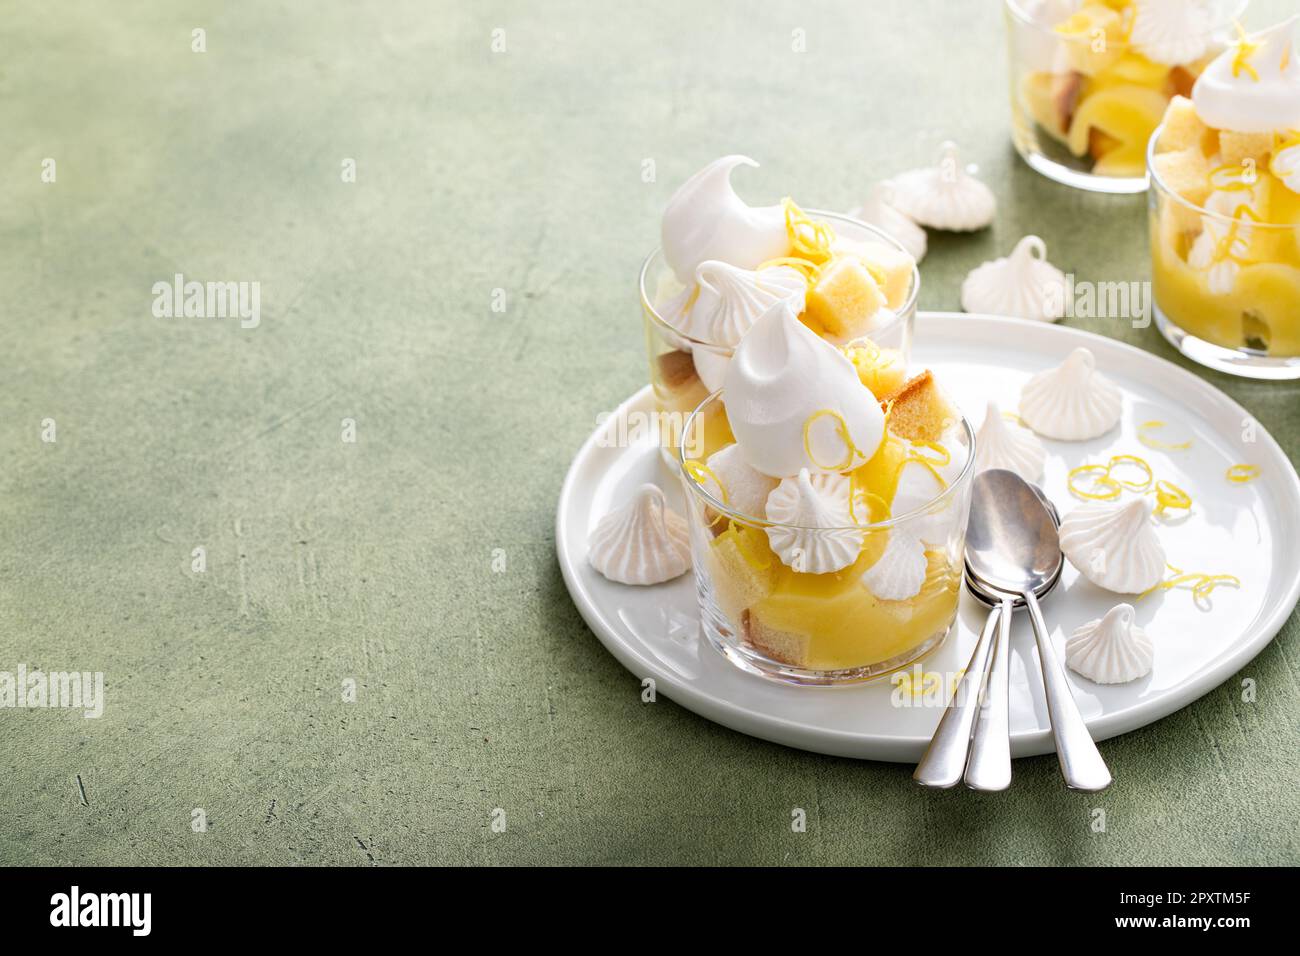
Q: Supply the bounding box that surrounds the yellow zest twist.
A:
[1140,564,1241,604]
[803,408,865,472]
[1152,480,1192,516]
[1068,464,1123,501]
[782,198,836,266]
[1137,420,1192,451]
[1232,22,1260,81]
[1226,464,1260,483]
[1107,454,1154,492]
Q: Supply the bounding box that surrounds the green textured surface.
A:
[2,0,1298,866]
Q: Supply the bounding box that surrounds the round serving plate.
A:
[556,313,1300,762]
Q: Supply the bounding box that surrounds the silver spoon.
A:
[914,480,1060,791]
[966,469,1111,792]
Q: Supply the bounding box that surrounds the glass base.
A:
[702,608,954,687]
[1016,145,1149,194]
[1155,305,1300,381]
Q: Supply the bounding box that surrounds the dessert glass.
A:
[1148,127,1300,380]
[1005,0,1246,193]
[678,393,975,686]
[640,211,920,459]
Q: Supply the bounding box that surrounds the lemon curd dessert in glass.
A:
[1007,0,1247,191]
[1148,17,1300,378]
[678,301,974,686]
[641,156,918,457]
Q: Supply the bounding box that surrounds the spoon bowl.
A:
[965,469,1063,597]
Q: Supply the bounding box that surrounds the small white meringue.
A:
[1059,497,1166,594]
[764,469,862,574]
[1129,0,1213,66]
[849,180,927,262]
[588,484,691,586]
[1066,604,1154,684]
[1272,140,1300,195]
[660,155,790,283]
[960,235,1067,322]
[890,142,996,232]
[661,261,806,348]
[696,443,779,519]
[974,400,1046,482]
[861,529,927,601]
[1019,347,1122,441]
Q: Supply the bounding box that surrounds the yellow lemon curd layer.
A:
[1151,172,1300,357]
[701,434,960,672]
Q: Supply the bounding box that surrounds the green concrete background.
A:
[2,0,1297,866]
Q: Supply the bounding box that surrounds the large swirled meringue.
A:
[974,400,1046,482]
[1066,604,1154,684]
[723,301,885,479]
[890,142,996,232]
[1019,347,1122,441]
[660,156,791,283]
[960,235,1067,322]
[1059,497,1166,593]
[661,260,805,347]
[1130,0,1214,67]
[696,443,779,518]
[849,181,927,262]
[861,528,927,601]
[1193,17,1300,134]
[588,484,691,585]
[763,469,862,573]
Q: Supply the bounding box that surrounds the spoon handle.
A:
[1024,590,1112,792]
[913,604,1001,789]
[964,596,1013,791]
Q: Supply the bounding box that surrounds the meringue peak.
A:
[663,260,805,347]
[1193,17,1300,133]
[660,156,791,283]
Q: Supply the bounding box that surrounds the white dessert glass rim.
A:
[1147,121,1297,230]
[1004,0,1248,40]
[639,208,921,352]
[678,390,977,532]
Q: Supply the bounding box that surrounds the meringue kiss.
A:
[1066,604,1154,684]
[723,301,885,479]
[763,469,862,573]
[1059,497,1166,594]
[974,400,1046,482]
[660,156,791,283]
[588,484,692,586]
[890,141,996,232]
[663,260,805,347]
[1019,347,1122,441]
[960,235,1066,322]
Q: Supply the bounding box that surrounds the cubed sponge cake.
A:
[881,371,958,443]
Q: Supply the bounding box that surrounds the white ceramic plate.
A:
[556,313,1300,761]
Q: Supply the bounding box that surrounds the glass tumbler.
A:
[1005,0,1246,193]
[1148,126,1300,380]
[678,392,975,686]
